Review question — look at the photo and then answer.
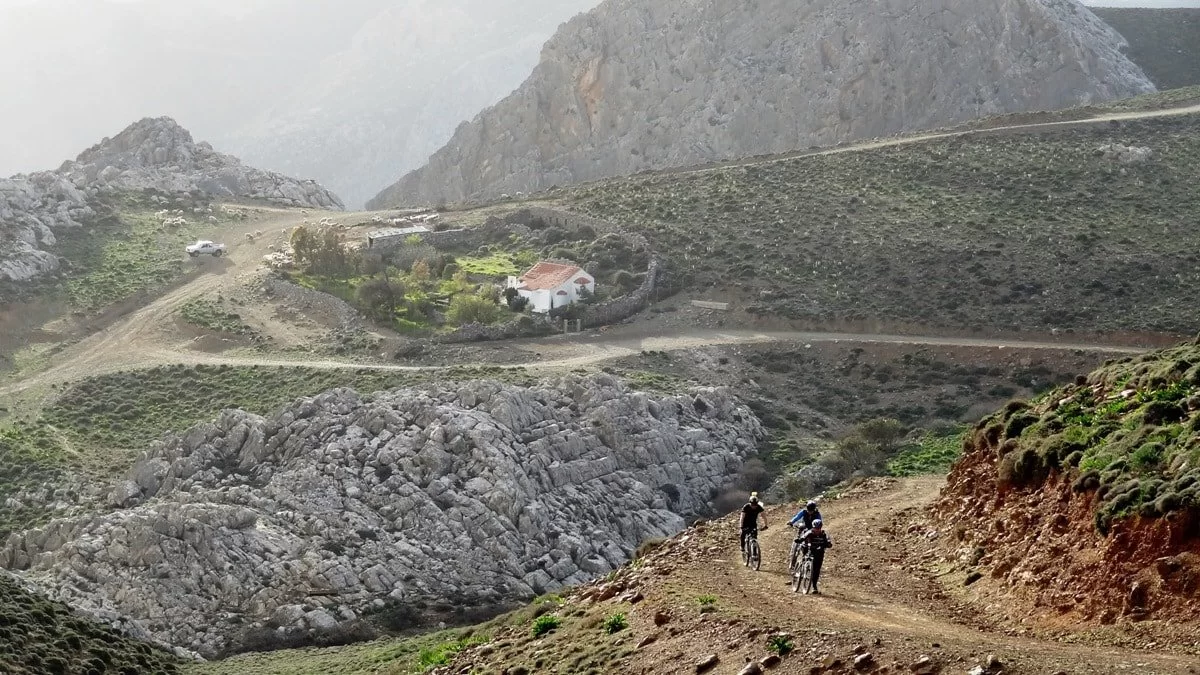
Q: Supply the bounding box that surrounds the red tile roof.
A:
[516,262,588,291]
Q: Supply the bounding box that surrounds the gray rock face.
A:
[370,0,1155,208]
[0,376,762,657]
[0,117,343,282]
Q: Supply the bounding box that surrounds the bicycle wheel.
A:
[799,558,814,594]
[742,538,750,567]
[788,543,799,575]
[750,538,761,571]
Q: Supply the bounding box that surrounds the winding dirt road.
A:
[8,100,1199,399]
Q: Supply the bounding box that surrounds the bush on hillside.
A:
[447,294,501,325]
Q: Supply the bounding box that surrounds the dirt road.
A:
[8,100,1199,398]
[632,478,1200,674]
[625,102,1200,181]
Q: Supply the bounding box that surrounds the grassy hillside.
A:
[936,338,1200,626]
[980,339,1200,532]
[1094,8,1200,90]
[564,112,1200,335]
[0,573,181,674]
[0,364,532,537]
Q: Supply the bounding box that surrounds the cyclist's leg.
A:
[811,551,824,592]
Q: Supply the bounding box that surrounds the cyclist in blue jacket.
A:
[788,500,822,533]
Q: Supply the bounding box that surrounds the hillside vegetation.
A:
[0,573,180,674]
[937,338,1200,625]
[0,364,531,537]
[564,112,1200,335]
[1094,8,1200,90]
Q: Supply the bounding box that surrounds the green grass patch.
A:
[600,613,627,634]
[887,428,968,477]
[455,253,520,277]
[186,630,482,675]
[51,192,242,311]
[179,297,256,335]
[531,614,561,638]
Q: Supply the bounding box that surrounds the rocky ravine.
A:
[0,116,343,282]
[370,0,1155,208]
[0,376,762,658]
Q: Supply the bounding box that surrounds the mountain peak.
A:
[370,0,1154,208]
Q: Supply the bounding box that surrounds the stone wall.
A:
[264,274,364,332]
[581,256,663,328]
[368,228,476,254]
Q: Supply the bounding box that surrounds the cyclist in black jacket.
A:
[739,493,769,554]
[799,519,833,594]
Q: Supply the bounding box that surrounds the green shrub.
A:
[447,293,502,325]
[601,613,627,634]
[766,634,794,656]
[531,614,561,638]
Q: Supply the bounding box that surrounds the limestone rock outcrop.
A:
[1,376,762,657]
[370,0,1155,208]
[0,117,342,282]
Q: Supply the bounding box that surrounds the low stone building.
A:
[507,261,595,313]
[365,225,430,249]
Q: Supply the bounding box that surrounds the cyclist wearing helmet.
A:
[787,500,823,533]
[799,519,833,594]
[739,492,769,554]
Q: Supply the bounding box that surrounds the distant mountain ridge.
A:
[0,117,341,283]
[370,0,1156,208]
[1091,7,1200,89]
[0,0,600,209]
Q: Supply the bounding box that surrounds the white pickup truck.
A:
[186,240,226,258]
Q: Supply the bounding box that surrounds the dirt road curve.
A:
[698,479,1200,674]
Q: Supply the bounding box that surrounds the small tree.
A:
[857,418,907,454]
[310,229,350,276]
[356,276,406,322]
[290,225,318,264]
[447,293,501,325]
[410,259,431,282]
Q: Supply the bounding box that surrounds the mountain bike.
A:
[787,533,804,575]
[742,527,762,571]
[792,546,814,594]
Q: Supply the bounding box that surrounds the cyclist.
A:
[739,492,769,554]
[787,500,823,534]
[799,519,833,594]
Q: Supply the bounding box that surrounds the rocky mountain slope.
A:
[934,338,1200,627]
[0,117,341,283]
[1092,8,1200,90]
[370,0,1155,207]
[0,375,762,658]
